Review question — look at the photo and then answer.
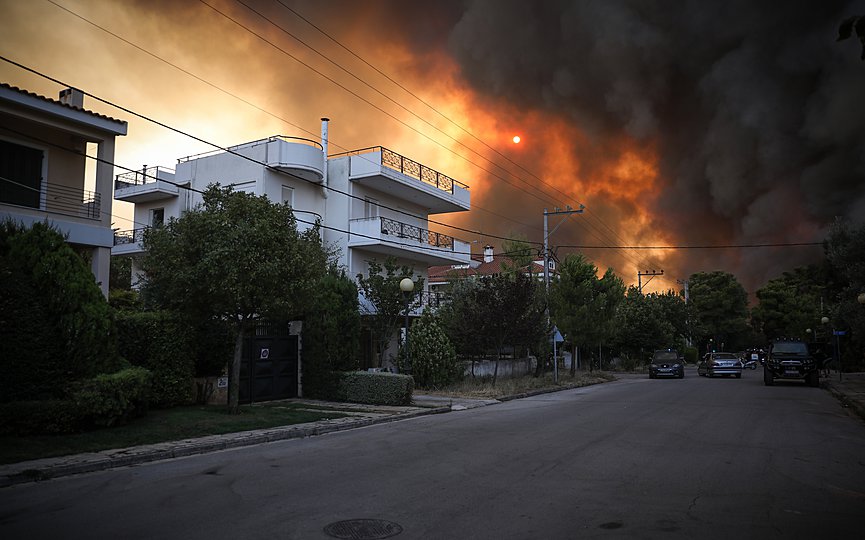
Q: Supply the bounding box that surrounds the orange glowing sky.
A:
[2,0,850,295]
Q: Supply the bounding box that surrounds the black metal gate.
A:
[239,329,298,404]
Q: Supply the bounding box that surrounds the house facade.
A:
[113,119,472,367]
[0,84,128,297]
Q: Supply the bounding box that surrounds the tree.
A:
[610,287,676,364]
[500,236,535,276]
[751,266,824,341]
[302,267,362,398]
[140,185,328,413]
[0,220,122,402]
[438,277,487,362]
[824,219,865,369]
[409,310,461,389]
[549,254,624,374]
[109,255,132,290]
[688,271,750,353]
[356,257,424,370]
[476,272,547,384]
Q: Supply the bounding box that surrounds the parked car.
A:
[764,338,819,387]
[649,349,685,379]
[698,352,743,378]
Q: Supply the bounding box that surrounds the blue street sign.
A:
[833,330,846,336]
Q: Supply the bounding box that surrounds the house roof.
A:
[429,254,551,284]
[0,83,128,134]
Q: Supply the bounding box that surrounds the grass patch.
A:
[420,371,616,399]
[0,402,348,465]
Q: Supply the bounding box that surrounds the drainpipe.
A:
[320,117,329,199]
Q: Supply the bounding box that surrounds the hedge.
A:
[115,311,196,407]
[335,371,414,406]
[0,366,152,435]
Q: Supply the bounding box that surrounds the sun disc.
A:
[512,135,521,144]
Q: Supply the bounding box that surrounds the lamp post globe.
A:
[400,277,414,293]
[858,292,865,305]
[821,316,830,325]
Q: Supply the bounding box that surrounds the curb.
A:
[0,406,450,488]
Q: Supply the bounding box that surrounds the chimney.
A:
[320,117,329,198]
[484,244,494,263]
[59,88,84,108]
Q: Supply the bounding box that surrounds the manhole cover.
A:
[323,519,403,539]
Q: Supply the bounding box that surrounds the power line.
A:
[0,56,541,248]
[36,0,557,238]
[559,242,823,250]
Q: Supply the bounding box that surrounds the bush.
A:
[0,220,123,402]
[115,311,195,407]
[0,399,81,435]
[409,311,461,389]
[0,367,152,435]
[73,366,152,428]
[336,371,413,405]
[684,346,699,364]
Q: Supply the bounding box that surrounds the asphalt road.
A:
[2,369,864,540]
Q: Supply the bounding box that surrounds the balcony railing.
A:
[114,166,175,189]
[334,146,469,195]
[380,217,455,250]
[1,176,101,220]
[113,227,147,246]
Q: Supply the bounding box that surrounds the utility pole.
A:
[544,205,584,292]
[637,269,664,294]
[543,205,584,383]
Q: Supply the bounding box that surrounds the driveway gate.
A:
[239,329,298,404]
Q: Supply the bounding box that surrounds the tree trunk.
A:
[228,323,246,415]
[570,344,577,377]
[493,350,500,386]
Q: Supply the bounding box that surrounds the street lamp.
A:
[399,277,415,374]
[858,292,865,305]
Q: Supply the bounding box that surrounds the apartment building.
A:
[0,84,128,297]
[113,120,472,365]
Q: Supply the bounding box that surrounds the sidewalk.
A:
[0,395,497,488]
[2,376,863,488]
[823,372,865,423]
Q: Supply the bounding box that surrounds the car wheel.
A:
[763,368,774,386]
[735,373,742,379]
[679,372,685,379]
[807,371,819,387]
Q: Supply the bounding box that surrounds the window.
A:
[151,208,165,227]
[0,139,43,209]
[364,197,379,218]
[281,186,294,207]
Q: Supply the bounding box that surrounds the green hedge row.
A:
[335,371,414,406]
[0,367,152,435]
[115,311,196,408]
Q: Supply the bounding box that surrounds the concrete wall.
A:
[462,357,537,379]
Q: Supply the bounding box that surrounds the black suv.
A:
[763,339,819,387]
[649,349,685,379]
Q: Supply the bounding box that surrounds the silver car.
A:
[698,352,743,378]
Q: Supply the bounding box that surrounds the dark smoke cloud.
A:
[440,0,865,291]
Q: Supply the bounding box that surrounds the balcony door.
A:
[0,139,43,209]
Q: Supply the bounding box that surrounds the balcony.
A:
[114,167,179,203]
[335,147,470,214]
[177,136,325,183]
[349,216,470,265]
[358,290,449,317]
[112,227,146,256]
[264,136,324,183]
[1,176,101,221]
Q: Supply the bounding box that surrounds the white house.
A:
[0,84,128,297]
[113,119,472,367]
